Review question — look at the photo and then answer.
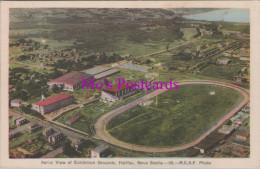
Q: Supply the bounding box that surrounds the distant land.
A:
[183,9,249,23]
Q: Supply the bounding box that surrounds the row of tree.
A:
[51,53,123,71]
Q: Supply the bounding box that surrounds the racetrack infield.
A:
[94,81,249,153]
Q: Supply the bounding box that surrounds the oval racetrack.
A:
[94,81,249,153]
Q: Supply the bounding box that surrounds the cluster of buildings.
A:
[218,110,249,135]
[10,65,126,116]
[218,125,235,135]
[239,48,250,61]
[195,103,250,156]
[235,127,249,142]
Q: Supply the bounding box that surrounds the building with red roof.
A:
[47,72,93,91]
[101,84,135,103]
[31,94,74,114]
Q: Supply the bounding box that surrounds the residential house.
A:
[10,99,22,108]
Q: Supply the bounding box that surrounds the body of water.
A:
[183,9,249,23]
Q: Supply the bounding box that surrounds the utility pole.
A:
[156,95,158,107]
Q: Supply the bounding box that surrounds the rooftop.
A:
[48,72,93,86]
[11,99,22,103]
[32,94,73,107]
[16,117,26,121]
[66,114,82,125]
[82,66,113,75]
[94,69,120,80]
[221,125,234,131]
[93,145,109,153]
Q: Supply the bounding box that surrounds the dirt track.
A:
[94,81,249,153]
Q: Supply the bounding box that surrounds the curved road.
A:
[94,81,249,153]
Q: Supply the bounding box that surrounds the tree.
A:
[146,59,152,64]
[166,44,169,51]
[63,140,79,157]
[52,84,60,93]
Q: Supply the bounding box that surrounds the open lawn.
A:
[181,28,197,41]
[198,57,247,80]
[221,23,250,34]
[57,101,106,134]
[107,84,242,147]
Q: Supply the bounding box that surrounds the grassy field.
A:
[107,84,242,147]
[57,101,106,134]
[198,57,247,80]
[180,28,197,41]
[221,23,250,34]
[9,130,43,149]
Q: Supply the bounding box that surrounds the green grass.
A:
[9,130,43,149]
[57,101,106,134]
[221,23,250,34]
[9,116,17,130]
[21,136,52,155]
[9,63,26,69]
[107,84,242,147]
[181,28,197,41]
[198,57,247,80]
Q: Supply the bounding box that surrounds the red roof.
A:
[48,72,93,86]
[103,83,128,93]
[32,94,73,107]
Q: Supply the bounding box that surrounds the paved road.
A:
[94,80,249,153]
